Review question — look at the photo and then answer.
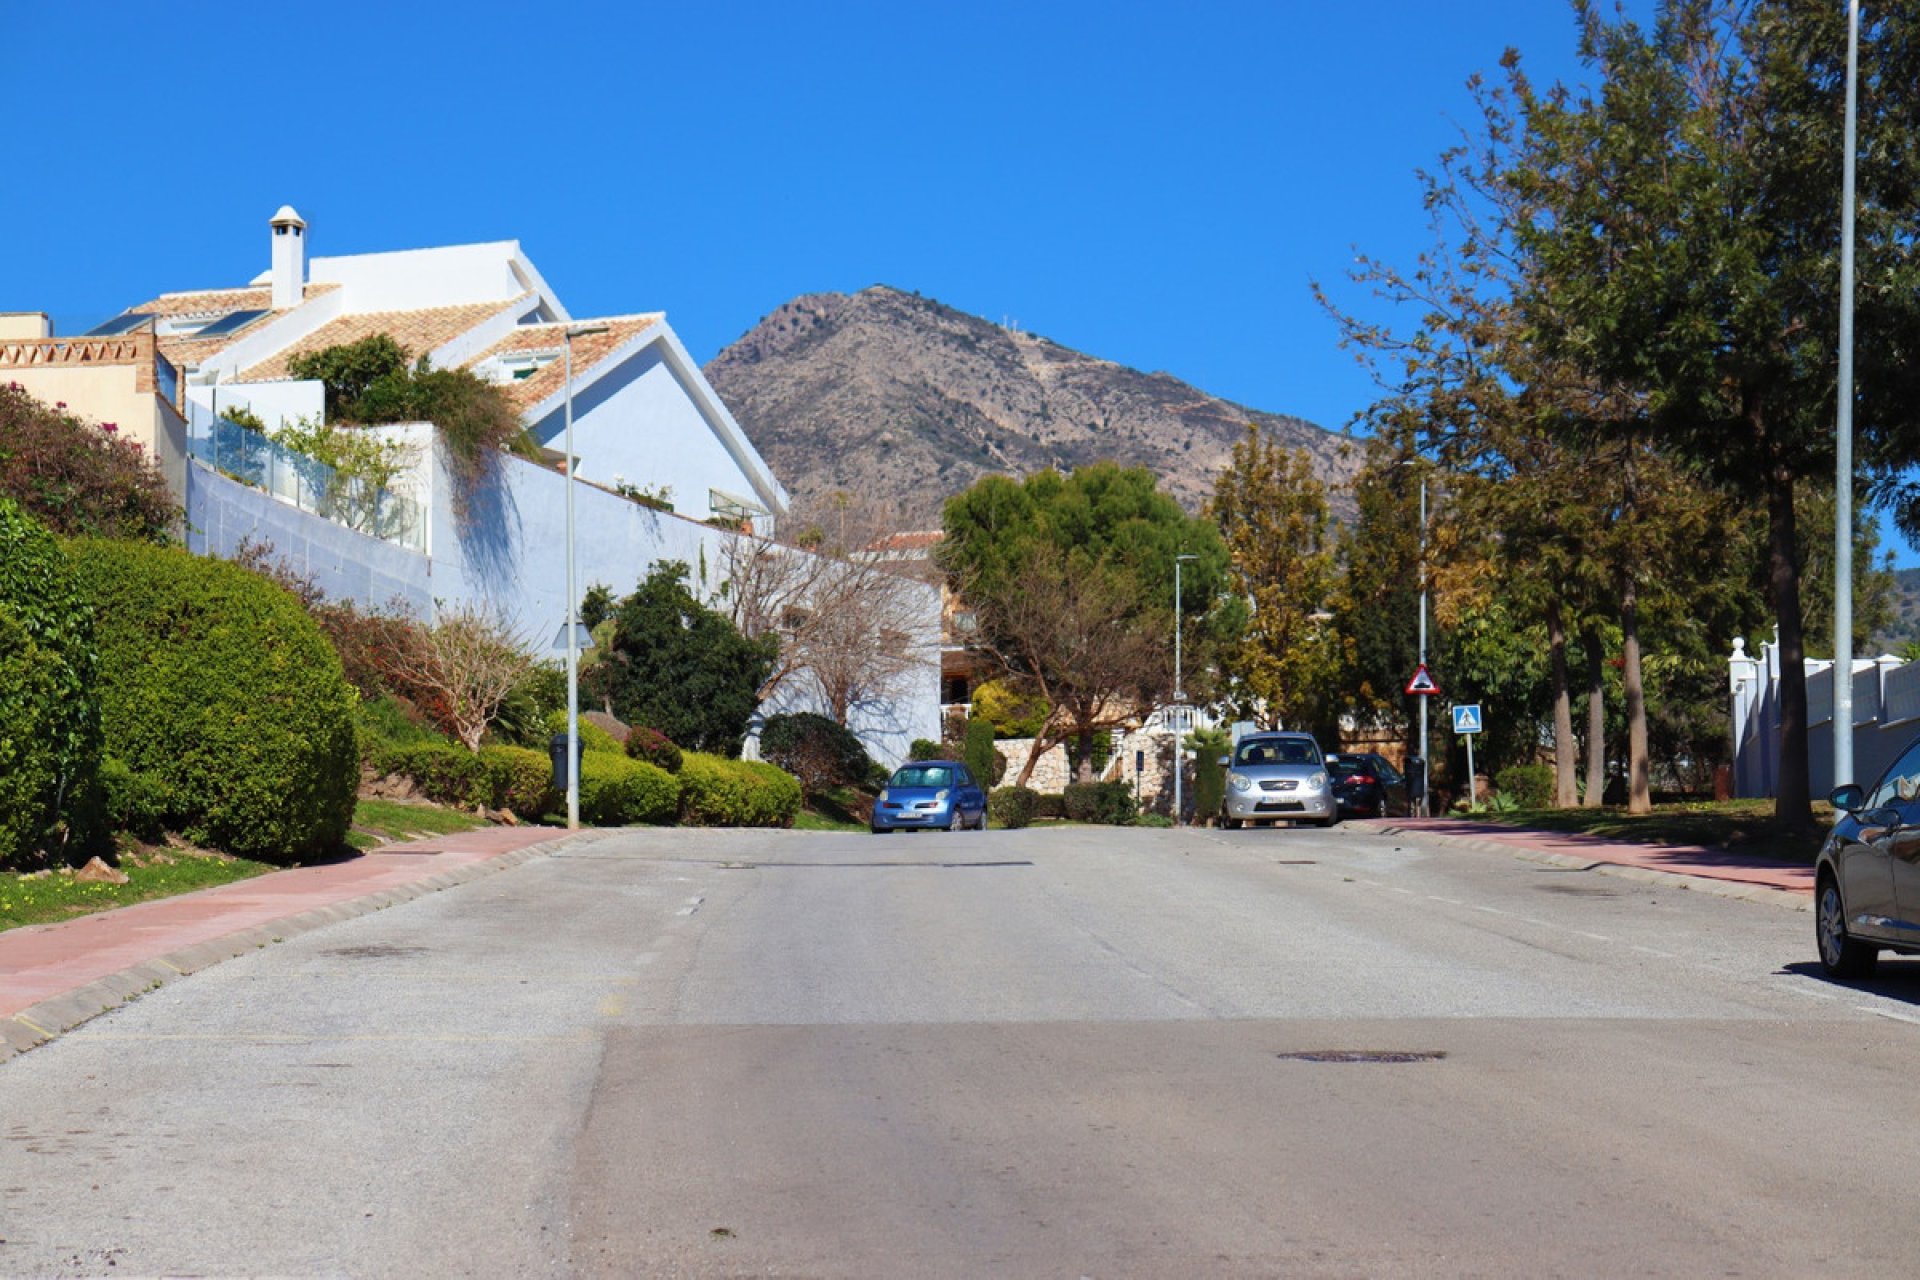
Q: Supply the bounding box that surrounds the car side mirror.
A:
[1830,784,1866,813]
[1865,804,1905,832]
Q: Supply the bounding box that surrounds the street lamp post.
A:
[1416,475,1430,816]
[562,323,608,830]
[1834,0,1860,789]
[1173,552,1197,824]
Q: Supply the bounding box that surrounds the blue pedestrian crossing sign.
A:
[1452,704,1483,735]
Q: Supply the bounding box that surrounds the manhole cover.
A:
[1275,1050,1447,1064]
[322,945,429,960]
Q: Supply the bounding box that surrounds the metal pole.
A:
[1466,729,1477,812]
[1418,477,1430,817]
[564,333,580,830]
[1834,0,1860,788]
[1173,554,1185,825]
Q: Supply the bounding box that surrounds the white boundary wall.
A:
[1730,636,1919,796]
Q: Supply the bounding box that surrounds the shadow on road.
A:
[1778,959,1920,1007]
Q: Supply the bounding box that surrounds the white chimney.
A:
[269,205,307,309]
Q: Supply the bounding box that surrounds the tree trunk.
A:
[1620,569,1651,815]
[1582,625,1606,807]
[1548,598,1578,807]
[1767,462,1813,829]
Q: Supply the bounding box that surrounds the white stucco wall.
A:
[186,380,324,434]
[186,438,940,765]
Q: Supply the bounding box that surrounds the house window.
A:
[477,351,561,385]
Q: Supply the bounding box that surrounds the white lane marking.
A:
[675,896,705,917]
[1863,1006,1920,1026]
[1389,887,1417,896]
[1472,905,1512,917]
[1427,895,1464,906]
[1631,945,1678,959]
[1576,931,1611,942]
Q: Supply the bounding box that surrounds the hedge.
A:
[988,786,1040,829]
[579,752,680,826]
[366,740,559,821]
[1064,780,1136,825]
[1495,762,1556,810]
[0,499,101,866]
[624,724,684,774]
[543,709,624,755]
[678,753,801,827]
[66,538,357,862]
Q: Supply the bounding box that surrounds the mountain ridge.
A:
[704,285,1360,528]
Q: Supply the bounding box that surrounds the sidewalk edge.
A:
[1,833,581,1065]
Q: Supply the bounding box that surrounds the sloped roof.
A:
[130,283,339,318]
[467,315,663,413]
[239,299,525,382]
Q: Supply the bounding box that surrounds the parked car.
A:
[871,760,989,833]
[1327,752,1410,819]
[1817,735,1920,976]
[1219,732,1336,828]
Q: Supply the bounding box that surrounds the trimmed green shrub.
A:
[578,752,680,826]
[1496,762,1556,810]
[371,741,487,807]
[97,755,170,842]
[624,725,684,774]
[907,738,944,762]
[479,745,558,819]
[1129,813,1175,828]
[1064,781,1136,825]
[759,712,871,796]
[678,753,801,827]
[963,717,1004,788]
[66,539,358,861]
[0,498,101,866]
[1034,792,1067,820]
[543,708,623,755]
[988,786,1040,829]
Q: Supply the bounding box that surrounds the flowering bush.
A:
[0,383,178,542]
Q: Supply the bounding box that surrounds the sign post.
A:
[1406,664,1442,815]
[1452,704,1483,810]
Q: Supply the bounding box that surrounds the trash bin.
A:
[1405,756,1426,799]
[549,732,585,787]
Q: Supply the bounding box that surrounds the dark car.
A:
[1816,735,1920,977]
[871,760,989,833]
[1327,752,1410,819]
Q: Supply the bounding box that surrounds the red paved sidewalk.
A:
[2,827,576,1060]
[1372,816,1814,898]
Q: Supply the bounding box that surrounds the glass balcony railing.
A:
[188,417,426,553]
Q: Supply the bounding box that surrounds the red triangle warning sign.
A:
[1405,664,1441,696]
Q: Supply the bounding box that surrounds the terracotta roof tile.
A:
[238,299,521,382]
[464,314,662,414]
[129,282,339,318]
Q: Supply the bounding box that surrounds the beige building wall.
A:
[0,331,189,501]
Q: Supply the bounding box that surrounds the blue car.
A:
[871,760,989,833]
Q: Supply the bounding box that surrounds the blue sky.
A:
[9,1,1899,561]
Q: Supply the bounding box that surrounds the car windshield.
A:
[1234,739,1319,767]
[890,765,952,788]
[1327,758,1372,779]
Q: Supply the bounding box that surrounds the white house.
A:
[76,208,938,764]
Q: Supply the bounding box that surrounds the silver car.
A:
[1219,732,1337,828]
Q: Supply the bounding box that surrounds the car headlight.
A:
[1307,772,1327,791]
[935,788,950,802]
[1229,773,1251,792]
[878,788,891,805]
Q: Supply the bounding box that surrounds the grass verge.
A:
[1,849,274,933]
[1457,798,1833,865]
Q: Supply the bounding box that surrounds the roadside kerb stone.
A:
[2,834,580,1064]
[1374,824,1812,912]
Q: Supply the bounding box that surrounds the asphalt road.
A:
[4,822,1919,1277]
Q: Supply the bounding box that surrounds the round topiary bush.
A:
[758,712,870,797]
[624,724,684,774]
[0,498,101,866]
[66,539,358,862]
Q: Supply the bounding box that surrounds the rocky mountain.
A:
[704,286,1359,529]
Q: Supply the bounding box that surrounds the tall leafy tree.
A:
[1210,427,1345,740]
[1509,0,1920,825]
[940,464,1228,784]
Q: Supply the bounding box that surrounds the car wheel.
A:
[1817,877,1878,978]
[976,810,990,831]
[1221,816,1242,830]
[871,825,890,835]
[949,809,965,832]
[1316,812,1338,828]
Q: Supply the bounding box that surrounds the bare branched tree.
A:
[723,492,935,725]
[374,601,536,752]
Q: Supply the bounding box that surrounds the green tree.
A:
[1508,0,1920,825]
[1209,428,1344,741]
[592,562,776,756]
[940,464,1228,784]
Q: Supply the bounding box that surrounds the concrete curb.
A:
[1375,825,1812,912]
[1,834,580,1065]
